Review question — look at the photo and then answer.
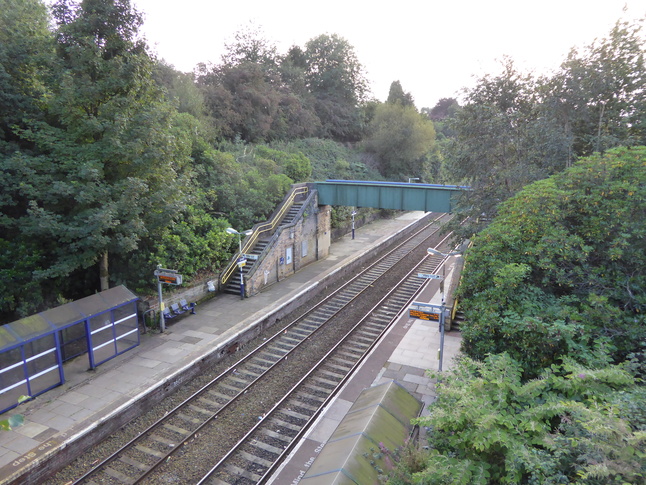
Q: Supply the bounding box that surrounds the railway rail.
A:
[68,213,456,485]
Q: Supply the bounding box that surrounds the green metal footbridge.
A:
[314,180,469,212]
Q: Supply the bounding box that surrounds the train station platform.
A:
[0,211,462,485]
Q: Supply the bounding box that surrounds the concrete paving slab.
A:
[13,423,48,440]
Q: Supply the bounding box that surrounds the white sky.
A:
[133,1,643,109]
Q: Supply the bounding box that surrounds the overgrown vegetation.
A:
[1,0,645,480]
[388,148,646,484]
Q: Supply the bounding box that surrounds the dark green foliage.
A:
[386,80,415,108]
[548,18,646,159]
[273,138,382,181]
[254,145,312,182]
[195,27,371,144]
[459,147,646,372]
[398,147,646,484]
[409,354,645,484]
[0,0,53,139]
[363,102,436,180]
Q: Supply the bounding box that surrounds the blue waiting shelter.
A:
[0,286,139,415]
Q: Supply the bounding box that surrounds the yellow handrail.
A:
[220,186,309,286]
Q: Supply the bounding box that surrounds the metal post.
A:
[157,265,165,333]
[351,210,357,240]
[237,235,245,299]
[438,261,447,371]
[438,298,445,372]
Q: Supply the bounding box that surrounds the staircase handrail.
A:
[220,185,309,288]
[243,190,316,282]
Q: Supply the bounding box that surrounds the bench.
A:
[180,299,193,312]
[171,303,185,316]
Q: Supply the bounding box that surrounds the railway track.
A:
[70,214,456,485]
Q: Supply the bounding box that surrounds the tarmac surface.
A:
[0,211,462,484]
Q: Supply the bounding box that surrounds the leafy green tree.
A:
[458,147,646,371]
[0,0,192,319]
[196,26,319,143]
[153,61,211,123]
[220,22,279,72]
[363,102,435,180]
[546,18,646,161]
[303,33,369,141]
[423,97,459,122]
[0,0,54,143]
[443,20,646,238]
[255,145,312,182]
[386,80,415,108]
[443,58,554,235]
[408,353,645,485]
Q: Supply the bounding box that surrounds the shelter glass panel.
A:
[75,293,104,320]
[9,314,53,342]
[89,314,116,366]
[0,326,19,352]
[100,285,137,308]
[113,305,139,353]
[0,347,28,414]
[59,321,88,362]
[24,335,61,396]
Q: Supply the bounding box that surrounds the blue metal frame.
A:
[0,286,139,415]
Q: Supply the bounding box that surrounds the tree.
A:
[442,58,575,238]
[546,18,646,161]
[423,97,459,121]
[303,34,369,141]
[363,102,435,180]
[457,147,646,371]
[386,80,415,108]
[196,26,320,143]
[220,22,279,72]
[0,0,54,144]
[409,353,645,484]
[442,20,646,239]
[0,0,190,308]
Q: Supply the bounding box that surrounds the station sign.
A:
[243,254,258,260]
[417,273,443,280]
[409,302,443,322]
[409,309,440,321]
[154,268,183,285]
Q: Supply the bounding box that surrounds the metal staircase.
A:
[220,187,308,296]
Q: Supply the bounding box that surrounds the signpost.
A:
[409,301,450,371]
[155,266,183,332]
[409,302,443,321]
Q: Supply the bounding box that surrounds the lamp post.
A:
[226,227,253,299]
[351,210,357,239]
[427,247,463,371]
[408,177,420,183]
